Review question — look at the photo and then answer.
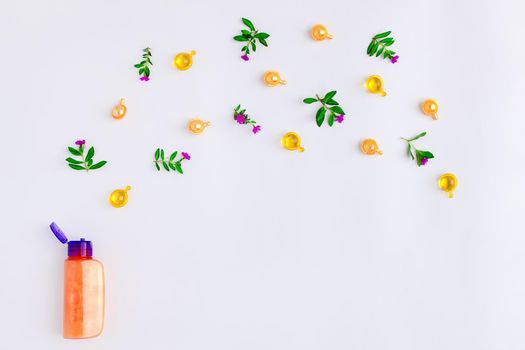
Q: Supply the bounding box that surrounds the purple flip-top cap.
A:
[68,238,93,257]
[49,222,93,257]
[50,222,68,244]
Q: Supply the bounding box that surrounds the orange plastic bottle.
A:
[50,222,105,339]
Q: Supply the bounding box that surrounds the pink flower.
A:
[335,114,345,123]
[252,125,261,134]
[421,158,428,166]
[390,55,399,64]
[236,114,246,124]
[140,75,150,81]
[181,152,191,160]
[75,140,85,146]
[241,54,249,61]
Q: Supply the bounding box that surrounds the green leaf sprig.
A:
[233,105,261,134]
[134,47,153,81]
[303,91,347,127]
[66,140,107,171]
[367,31,399,63]
[401,132,434,167]
[154,148,191,174]
[233,18,270,61]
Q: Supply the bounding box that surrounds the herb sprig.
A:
[154,148,191,174]
[134,47,153,81]
[303,91,346,127]
[66,140,107,171]
[401,132,434,166]
[233,18,270,61]
[234,105,261,134]
[367,31,399,63]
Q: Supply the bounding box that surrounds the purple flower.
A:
[420,158,428,166]
[75,140,85,146]
[252,125,261,134]
[236,114,246,124]
[140,75,150,81]
[241,54,249,61]
[335,114,345,123]
[390,55,399,64]
[181,152,191,160]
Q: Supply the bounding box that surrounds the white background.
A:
[1,0,525,349]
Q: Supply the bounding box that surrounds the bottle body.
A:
[63,257,104,339]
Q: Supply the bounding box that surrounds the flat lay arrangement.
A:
[63,21,457,208]
[56,17,457,339]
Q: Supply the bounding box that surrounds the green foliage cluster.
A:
[367,31,396,60]
[303,91,346,127]
[154,148,186,174]
[402,132,435,166]
[134,47,153,78]
[66,143,107,171]
[233,18,270,57]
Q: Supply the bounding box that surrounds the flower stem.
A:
[316,94,335,114]
[79,146,89,172]
[372,39,393,58]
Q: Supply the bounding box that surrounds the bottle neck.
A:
[67,256,93,260]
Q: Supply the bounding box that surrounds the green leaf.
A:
[89,161,107,170]
[316,107,326,127]
[66,157,82,164]
[160,149,165,160]
[139,68,144,74]
[234,35,248,42]
[241,29,251,36]
[324,90,337,100]
[155,162,160,171]
[242,18,255,31]
[373,31,391,40]
[255,32,269,39]
[258,37,268,47]
[328,112,335,126]
[134,64,142,68]
[155,148,160,161]
[68,147,81,156]
[376,46,384,57]
[85,147,95,162]
[408,132,427,141]
[325,99,339,106]
[303,97,317,104]
[419,150,434,159]
[168,162,177,171]
[366,40,375,55]
[144,66,150,77]
[380,38,394,46]
[407,145,414,160]
[414,150,433,166]
[162,161,170,171]
[251,41,256,51]
[68,164,85,170]
[331,106,345,115]
[87,159,93,167]
[170,151,178,161]
[370,41,379,56]
[175,162,183,174]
